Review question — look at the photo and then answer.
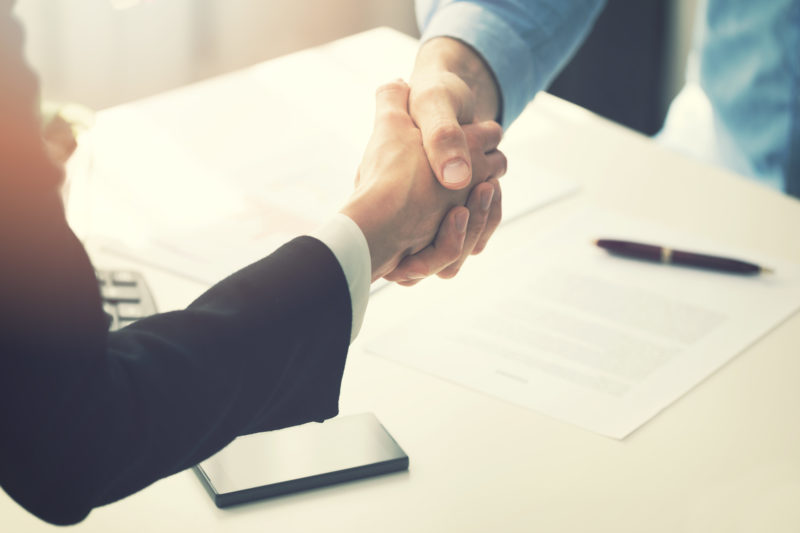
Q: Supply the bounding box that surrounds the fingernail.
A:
[455,210,469,233]
[407,272,426,280]
[480,188,494,212]
[442,159,469,186]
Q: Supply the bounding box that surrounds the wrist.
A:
[412,37,500,122]
[339,200,401,283]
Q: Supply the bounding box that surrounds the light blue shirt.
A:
[417,0,800,197]
[697,0,800,195]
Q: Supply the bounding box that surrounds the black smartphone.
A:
[193,413,409,507]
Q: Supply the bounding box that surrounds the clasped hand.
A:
[341,80,505,284]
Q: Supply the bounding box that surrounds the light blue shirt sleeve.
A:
[416,0,606,127]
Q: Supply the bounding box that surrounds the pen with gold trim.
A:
[593,239,774,275]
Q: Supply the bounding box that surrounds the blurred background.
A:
[16,0,697,136]
[15,0,417,110]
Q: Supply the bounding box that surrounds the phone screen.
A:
[194,413,408,507]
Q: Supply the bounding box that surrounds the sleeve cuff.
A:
[420,1,538,127]
[309,213,371,342]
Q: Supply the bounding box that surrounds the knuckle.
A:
[375,80,406,97]
[461,123,485,150]
[412,82,448,104]
[429,121,464,148]
[437,264,461,279]
[486,121,503,142]
[464,129,482,152]
[496,152,508,177]
[444,239,463,260]
[431,245,460,270]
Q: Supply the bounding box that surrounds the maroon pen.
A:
[594,239,774,275]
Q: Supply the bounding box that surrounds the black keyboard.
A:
[96,270,157,331]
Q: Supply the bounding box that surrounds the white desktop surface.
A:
[4,28,800,533]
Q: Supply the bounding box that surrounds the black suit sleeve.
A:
[0,2,352,525]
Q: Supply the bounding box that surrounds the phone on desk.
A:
[193,413,409,508]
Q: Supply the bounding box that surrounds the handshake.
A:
[341,77,506,285]
[40,38,505,287]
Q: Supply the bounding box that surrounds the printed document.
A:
[365,209,800,438]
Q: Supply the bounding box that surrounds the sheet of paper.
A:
[74,29,577,284]
[364,208,800,439]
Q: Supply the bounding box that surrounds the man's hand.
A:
[409,37,501,190]
[385,175,502,286]
[408,70,476,189]
[340,80,505,282]
[378,37,504,284]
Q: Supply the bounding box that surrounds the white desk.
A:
[4,28,800,533]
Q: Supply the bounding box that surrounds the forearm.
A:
[1,237,351,526]
[412,36,500,123]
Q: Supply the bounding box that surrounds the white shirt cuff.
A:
[309,213,371,342]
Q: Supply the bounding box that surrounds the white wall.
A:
[14,0,417,110]
[14,0,697,115]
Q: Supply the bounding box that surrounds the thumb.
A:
[409,77,475,190]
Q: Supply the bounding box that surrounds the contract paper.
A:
[365,209,800,439]
[76,29,576,285]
